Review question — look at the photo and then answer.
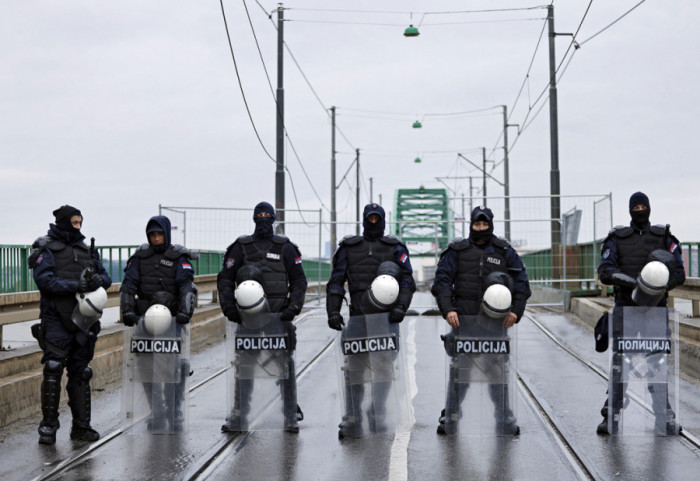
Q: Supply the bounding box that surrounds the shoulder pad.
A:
[448,237,470,251]
[31,235,52,250]
[340,235,363,246]
[492,236,511,249]
[272,234,288,245]
[237,235,255,245]
[379,235,400,245]
[649,224,667,236]
[611,226,633,238]
[166,244,199,261]
[135,243,154,258]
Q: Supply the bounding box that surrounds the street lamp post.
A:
[548,4,562,278]
[275,4,285,233]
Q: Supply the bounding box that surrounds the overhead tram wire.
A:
[578,0,647,47]
[240,0,330,222]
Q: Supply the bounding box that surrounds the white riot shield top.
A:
[607,306,680,436]
[225,313,297,431]
[334,313,413,438]
[441,314,518,435]
[121,316,191,434]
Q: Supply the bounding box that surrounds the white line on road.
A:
[387,317,419,481]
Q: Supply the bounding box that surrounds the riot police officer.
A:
[218,201,307,433]
[120,215,198,431]
[28,205,112,445]
[326,203,416,438]
[431,205,530,435]
[596,192,685,434]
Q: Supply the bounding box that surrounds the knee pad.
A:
[80,366,93,382]
[44,359,64,376]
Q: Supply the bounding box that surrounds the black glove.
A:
[176,312,190,325]
[611,272,636,288]
[389,305,406,323]
[87,273,103,291]
[122,312,139,327]
[224,307,241,323]
[328,311,344,331]
[280,304,299,322]
[77,276,90,293]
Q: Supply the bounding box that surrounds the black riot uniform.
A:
[218,202,307,433]
[431,206,531,435]
[596,192,685,435]
[120,215,198,431]
[326,203,416,438]
[29,205,112,445]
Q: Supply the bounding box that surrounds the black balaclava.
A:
[52,204,83,243]
[146,215,172,254]
[629,191,651,229]
[469,205,494,246]
[253,202,276,239]
[362,203,386,241]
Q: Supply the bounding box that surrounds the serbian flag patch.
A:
[669,243,678,253]
[294,257,302,264]
[399,253,408,263]
[182,263,193,270]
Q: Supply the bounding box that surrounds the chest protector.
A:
[239,235,289,312]
[611,226,667,302]
[48,239,93,322]
[452,238,509,315]
[343,236,399,295]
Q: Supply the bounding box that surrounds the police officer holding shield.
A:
[431,205,530,435]
[120,215,198,432]
[327,203,416,438]
[29,205,112,445]
[218,201,307,433]
[596,192,685,434]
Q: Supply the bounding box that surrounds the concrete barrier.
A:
[0,304,225,429]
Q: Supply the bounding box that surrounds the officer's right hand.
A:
[328,312,344,331]
[611,272,636,288]
[122,312,139,327]
[225,308,241,324]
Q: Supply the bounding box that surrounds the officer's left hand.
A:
[389,305,406,323]
[503,312,517,328]
[86,273,103,291]
[280,305,299,322]
[176,312,190,325]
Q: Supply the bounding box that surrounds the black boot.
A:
[438,363,466,436]
[38,360,63,445]
[490,384,520,435]
[144,382,167,432]
[222,378,252,432]
[282,355,300,433]
[368,381,391,434]
[167,359,190,432]
[67,367,100,442]
[596,402,619,435]
[649,383,681,435]
[339,383,364,439]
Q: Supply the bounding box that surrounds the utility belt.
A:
[31,321,69,358]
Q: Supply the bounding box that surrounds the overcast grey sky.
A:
[1,0,699,248]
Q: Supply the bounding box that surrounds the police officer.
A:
[28,205,112,445]
[596,191,685,435]
[327,203,416,438]
[120,215,198,431]
[431,205,530,435]
[218,201,307,433]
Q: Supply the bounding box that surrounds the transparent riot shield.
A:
[224,314,297,431]
[121,318,190,434]
[334,313,413,438]
[441,314,518,436]
[607,306,680,436]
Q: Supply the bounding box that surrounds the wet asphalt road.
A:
[2,296,699,480]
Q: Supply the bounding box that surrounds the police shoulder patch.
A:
[602,249,611,259]
[225,258,235,269]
